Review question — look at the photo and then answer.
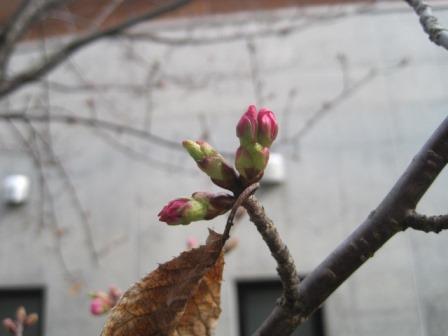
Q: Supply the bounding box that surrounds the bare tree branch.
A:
[404,0,448,50]
[0,110,181,151]
[0,0,191,98]
[222,183,259,242]
[254,116,448,335]
[0,0,73,79]
[405,211,448,233]
[244,195,301,309]
[6,119,79,281]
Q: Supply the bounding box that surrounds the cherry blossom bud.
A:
[235,144,269,185]
[2,318,17,334]
[159,192,234,226]
[108,286,122,302]
[257,108,278,147]
[90,297,108,316]
[158,197,207,225]
[183,140,239,191]
[236,105,258,146]
[16,306,26,324]
[186,236,199,250]
[25,314,38,327]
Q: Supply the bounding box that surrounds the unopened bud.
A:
[25,313,38,327]
[236,105,258,146]
[2,319,17,334]
[257,108,278,147]
[159,192,234,226]
[108,286,122,302]
[16,306,26,323]
[158,197,207,225]
[235,144,269,185]
[186,236,199,250]
[90,298,107,316]
[183,140,239,191]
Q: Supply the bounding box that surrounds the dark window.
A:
[0,287,44,336]
[237,279,325,336]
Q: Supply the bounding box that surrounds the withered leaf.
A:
[172,253,224,336]
[101,230,224,336]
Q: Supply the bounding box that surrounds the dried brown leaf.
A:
[172,253,224,336]
[101,230,224,336]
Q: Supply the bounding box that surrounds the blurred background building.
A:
[0,0,448,335]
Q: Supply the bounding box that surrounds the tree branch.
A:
[0,0,191,98]
[244,196,301,309]
[222,183,259,242]
[405,211,448,233]
[254,116,448,335]
[0,0,73,79]
[404,0,448,50]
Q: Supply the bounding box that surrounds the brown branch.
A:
[6,119,78,280]
[222,183,259,242]
[254,116,448,335]
[30,125,100,265]
[404,0,448,50]
[0,0,191,98]
[0,110,181,151]
[404,211,448,233]
[0,0,73,79]
[244,195,301,309]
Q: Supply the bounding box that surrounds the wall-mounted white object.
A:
[263,153,286,184]
[3,174,30,205]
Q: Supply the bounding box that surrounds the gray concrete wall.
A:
[1,2,448,335]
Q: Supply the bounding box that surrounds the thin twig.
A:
[222,183,259,242]
[0,0,72,79]
[0,110,181,151]
[6,120,78,280]
[404,211,448,233]
[0,0,191,98]
[24,120,100,265]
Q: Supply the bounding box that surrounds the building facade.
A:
[0,2,448,335]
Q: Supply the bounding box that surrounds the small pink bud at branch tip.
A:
[186,236,199,249]
[2,318,17,334]
[257,108,278,147]
[90,297,107,316]
[236,105,258,146]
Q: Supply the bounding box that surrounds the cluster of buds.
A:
[235,105,278,185]
[2,306,38,335]
[183,140,239,191]
[158,192,234,225]
[158,105,278,226]
[89,286,122,316]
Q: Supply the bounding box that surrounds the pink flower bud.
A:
[257,108,278,147]
[236,105,258,146]
[186,236,199,249]
[2,318,17,334]
[108,286,122,302]
[157,198,191,225]
[90,297,108,316]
